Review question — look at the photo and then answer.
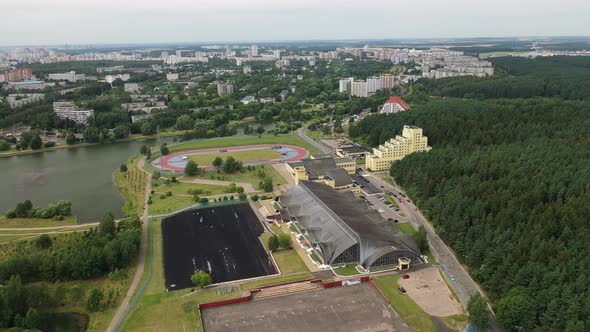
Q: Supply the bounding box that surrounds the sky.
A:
[1,0,589,46]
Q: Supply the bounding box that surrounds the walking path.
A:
[297,127,331,154]
[106,158,152,332]
[180,178,256,193]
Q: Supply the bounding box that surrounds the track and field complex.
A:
[161,203,276,290]
[152,144,308,172]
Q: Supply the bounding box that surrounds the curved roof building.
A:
[280,181,424,269]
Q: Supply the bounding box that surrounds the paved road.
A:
[296,127,331,154]
[106,158,152,332]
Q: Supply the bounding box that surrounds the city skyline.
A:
[1,0,589,46]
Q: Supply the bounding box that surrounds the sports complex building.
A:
[280,180,424,270]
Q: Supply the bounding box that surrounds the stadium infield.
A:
[201,282,410,332]
[152,144,308,173]
[161,203,276,290]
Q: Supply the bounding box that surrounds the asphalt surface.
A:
[202,282,410,332]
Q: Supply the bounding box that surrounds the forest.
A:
[350,98,590,331]
[418,56,590,100]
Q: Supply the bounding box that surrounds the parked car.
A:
[398,286,406,294]
[378,209,384,213]
[402,274,410,279]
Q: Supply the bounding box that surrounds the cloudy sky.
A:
[1,0,588,46]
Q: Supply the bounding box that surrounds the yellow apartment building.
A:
[365,125,432,171]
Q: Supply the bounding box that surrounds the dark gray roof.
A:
[339,146,370,153]
[312,153,334,159]
[324,168,352,187]
[302,158,337,175]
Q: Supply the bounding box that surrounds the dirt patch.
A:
[398,266,463,317]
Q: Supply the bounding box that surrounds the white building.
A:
[339,77,353,94]
[217,83,234,96]
[105,74,130,84]
[251,45,258,57]
[351,80,368,97]
[243,64,252,74]
[124,83,141,93]
[381,96,411,114]
[240,95,256,105]
[47,71,86,82]
[53,101,94,125]
[367,76,381,94]
[273,50,281,59]
[166,73,179,81]
[6,94,45,108]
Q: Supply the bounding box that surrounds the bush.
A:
[278,233,292,248]
[199,197,209,204]
[166,191,172,197]
[268,235,279,251]
[86,288,104,312]
[191,270,212,288]
[160,194,166,199]
[43,141,56,148]
[184,160,199,176]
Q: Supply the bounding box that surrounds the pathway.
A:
[180,178,256,193]
[106,158,152,332]
[297,127,330,154]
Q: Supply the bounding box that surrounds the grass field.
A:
[188,148,282,166]
[114,155,147,216]
[189,164,287,188]
[239,272,314,291]
[333,264,360,276]
[373,274,437,332]
[153,180,228,196]
[396,222,417,235]
[260,225,309,275]
[168,134,319,155]
[0,215,77,228]
[148,194,195,215]
[479,51,530,58]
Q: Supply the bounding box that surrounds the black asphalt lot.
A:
[161,203,276,290]
[202,282,410,332]
[352,174,383,195]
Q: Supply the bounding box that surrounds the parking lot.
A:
[202,282,410,332]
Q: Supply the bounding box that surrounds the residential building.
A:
[240,95,256,105]
[216,83,234,96]
[365,125,432,171]
[276,59,290,69]
[285,155,356,191]
[6,80,54,90]
[260,97,275,104]
[124,83,141,93]
[351,80,368,97]
[47,71,86,82]
[273,50,281,59]
[0,74,5,83]
[166,73,179,81]
[2,67,32,82]
[380,74,394,90]
[334,145,371,160]
[280,180,424,269]
[251,45,258,57]
[366,76,381,94]
[104,74,130,84]
[6,94,45,108]
[243,64,252,74]
[339,77,353,94]
[380,96,411,114]
[53,101,94,125]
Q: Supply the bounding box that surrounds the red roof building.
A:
[380,96,410,114]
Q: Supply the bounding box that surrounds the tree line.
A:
[351,98,590,331]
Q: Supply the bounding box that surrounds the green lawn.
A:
[188,148,282,166]
[168,134,319,155]
[153,180,228,196]
[396,222,417,235]
[114,155,147,216]
[384,195,400,208]
[373,275,437,332]
[333,264,360,276]
[239,272,314,291]
[260,227,309,275]
[305,130,322,140]
[148,194,196,215]
[189,165,287,188]
[0,215,77,228]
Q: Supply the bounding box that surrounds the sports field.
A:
[152,144,307,173]
[161,203,276,290]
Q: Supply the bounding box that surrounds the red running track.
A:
[152,144,308,173]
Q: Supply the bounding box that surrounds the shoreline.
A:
[0,130,185,159]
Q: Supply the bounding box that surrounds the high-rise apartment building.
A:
[216,83,234,96]
[380,74,394,90]
[251,45,258,57]
[365,125,431,171]
[367,76,381,94]
[339,78,353,94]
[351,80,368,97]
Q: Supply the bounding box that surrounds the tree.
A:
[29,134,43,150]
[83,127,101,143]
[160,143,169,155]
[140,144,148,155]
[468,294,490,329]
[111,78,124,87]
[66,133,77,145]
[140,121,155,135]
[113,124,129,139]
[495,288,531,331]
[120,164,128,173]
[413,225,429,252]
[86,288,104,312]
[184,160,199,176]
[99,211,116,238]
[262,177,273,192]
[198,197,209,204]
[35,234,53,249]
[176,115,193,130]
[212,156,223,170]
[278,233,292,248]
[268,234,279,251]
[23,308,40,330]
[191,270,212,288]
[256,125,266,135]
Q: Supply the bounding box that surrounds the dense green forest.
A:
[418,56,590,100]
[350,98,590,331]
